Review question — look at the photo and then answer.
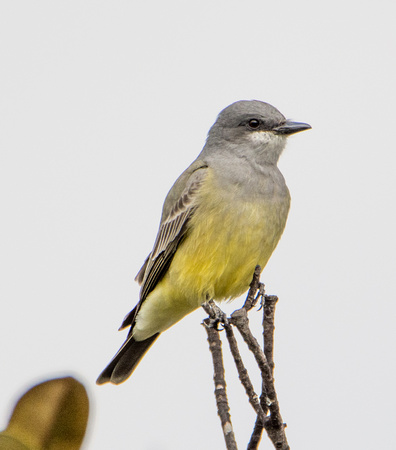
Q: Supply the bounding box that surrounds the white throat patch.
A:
[248,131,287,162]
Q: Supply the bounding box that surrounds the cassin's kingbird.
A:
[97,100,311,385]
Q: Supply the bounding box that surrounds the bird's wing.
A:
[120,160,208,330]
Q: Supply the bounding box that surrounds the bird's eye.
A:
[248,119,260,129]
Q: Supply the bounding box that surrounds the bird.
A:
[97,100,311,385]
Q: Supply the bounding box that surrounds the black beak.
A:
[273,120,311,135]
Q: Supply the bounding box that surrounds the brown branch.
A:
[202,267,289,450]
[262,295,278,376]
[248,400,266,449]
[203,303,238,450]
[203,297,266,423]
[223,322,265,422]
[231,308,289,449]
[248,295,280,449]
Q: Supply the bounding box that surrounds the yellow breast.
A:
[165,169,290,304]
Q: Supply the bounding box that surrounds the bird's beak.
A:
[273,120,311,135]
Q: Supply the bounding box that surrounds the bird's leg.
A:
[243,265,265,311]
[202,299,229,330]
[256,282,266,311]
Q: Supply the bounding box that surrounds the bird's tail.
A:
[96,333,160,385]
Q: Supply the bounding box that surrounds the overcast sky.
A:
[1,1,395,449]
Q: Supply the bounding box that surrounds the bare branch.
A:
[230,308,273,410]
[203,306,238,450]
[223,322,265,422]
[231,302,289,449]
[248,295,282,449]
[202,267,289,449]
[262,295,278,376]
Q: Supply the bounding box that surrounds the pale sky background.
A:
[1,1,395,449]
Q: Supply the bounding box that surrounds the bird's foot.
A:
[202,300,229,330]
[256,282,266,310]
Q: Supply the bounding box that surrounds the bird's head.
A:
[205,100,311,165]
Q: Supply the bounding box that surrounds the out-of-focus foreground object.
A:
[0,376,89,450]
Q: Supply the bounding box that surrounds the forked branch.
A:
[203,266,289,450]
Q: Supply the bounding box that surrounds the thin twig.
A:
[202,267,289,449]
[223,322,265,422]
[247,403,266,450]
[232,292,289,450]
[203,306,238,450]
[230,308,274,409]
[262,295,278,376]
[231,308,289,449]
[247,295,279,449]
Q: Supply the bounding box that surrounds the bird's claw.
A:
[256,283,265,310]
[202,300,229,330]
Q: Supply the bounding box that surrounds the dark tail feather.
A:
[96,333,160,385]
[119,305,138,331]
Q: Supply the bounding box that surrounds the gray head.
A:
[203,100,311,165]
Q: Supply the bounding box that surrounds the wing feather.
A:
[120,164,208,330]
